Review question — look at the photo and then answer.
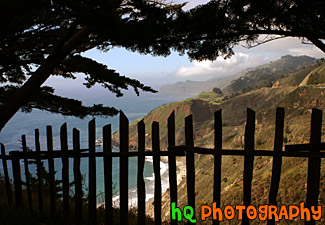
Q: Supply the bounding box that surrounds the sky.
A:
[45,0,325,92]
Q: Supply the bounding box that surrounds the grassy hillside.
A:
[116,64,325,224]
[113,60,325,224]
[144,86,325,224]
[117,85,325,150]
[117,97,219,150]
[272,62,323,87]
[305,62,325,86]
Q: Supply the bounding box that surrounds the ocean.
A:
[0,89,192,206]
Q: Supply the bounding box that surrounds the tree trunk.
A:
[0,26,90,132]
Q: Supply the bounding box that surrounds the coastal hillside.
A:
[273,61,324,88]
[117,60,325,151]
[113,60,325,224]
[158,55,317,95]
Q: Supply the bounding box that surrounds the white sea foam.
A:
[145,175,155,181]
[99,159,170,209]
[145,156,153,163]
[143,160,170,203]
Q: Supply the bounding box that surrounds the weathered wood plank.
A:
[267,107,284,225]
[35,129,43,214]
[152,121,162,225]
[120,111,129,225]
[305,108,322,225]
[60,123,70,220]
[1,144,12,205]
[46,126,56,217]
[242,108,255,225]
[169,146,325,158]
[137,120,146,225]
[22,135,32,213]
[168,111,178,225]
[88,119,97,225]
[10,151,22,207]
[103,124,113,225]
[185,115,196,224]
[1,148,186,159]
[73,128,83,225]
[213,110,222,225]
[285,143,325,152]
[15,145,325,158]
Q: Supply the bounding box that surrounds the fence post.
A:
[305,108,322,225]
[46,125,56,217]
[1,144,12,205]
[22,135,32,213]
[103,124,113,225]
[137,120,146,225]
[35,129,43,214]
[120,111,129,225]
[73,128,83,225]
[88,119,97,225]
[10,150,22,208]
[152,121,162,225]
[168,111,178,225]
[213,110,222,225]
[60,123,70,221]
[242,108,255,225]
[267,107,284,225]
[185,115,196,224]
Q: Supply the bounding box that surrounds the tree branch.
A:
[307,36,325,53]
[0,25,91,131]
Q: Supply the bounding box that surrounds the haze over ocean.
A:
[0,89,193,205]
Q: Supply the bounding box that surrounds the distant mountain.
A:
[158,70,247,94]
[159,55,317,95]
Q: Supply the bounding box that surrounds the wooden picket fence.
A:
[0,107,324,225]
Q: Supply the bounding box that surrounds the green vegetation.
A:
[306,63,325,85]
[273,62,322,87]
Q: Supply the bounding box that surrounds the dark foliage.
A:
[212,87,223,95]
[170,0,325,60]
[0,0,186,130]
[0,0,324,130]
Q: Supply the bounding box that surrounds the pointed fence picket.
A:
[0,107,324,225]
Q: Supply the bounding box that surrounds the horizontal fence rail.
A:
[0,107,324,225]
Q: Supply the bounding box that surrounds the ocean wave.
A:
[145,156,153,163]
[99,159,170,209]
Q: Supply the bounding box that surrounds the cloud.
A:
[174,53,272,80]
[235,37,324,58]
[173,37,324,81]
[180,0,210,10]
